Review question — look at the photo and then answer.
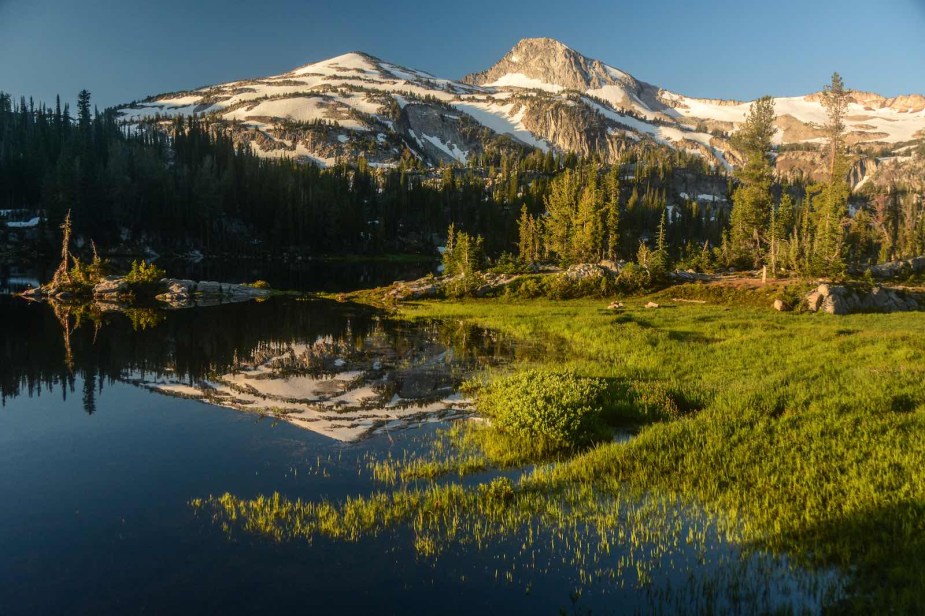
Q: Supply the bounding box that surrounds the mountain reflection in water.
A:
[0,296,527,440]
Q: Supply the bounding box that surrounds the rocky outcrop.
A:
[92,277,130,300]
[867,257,925,280]
[805,283,923,314]
[562,262,620,280]
[155,279,270,307]
[384,272,521,301]
[395,103,527,164]
[462,37,638,92]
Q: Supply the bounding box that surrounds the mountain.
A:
[118,38,925,185]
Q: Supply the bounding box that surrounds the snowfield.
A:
[115,40,925,169]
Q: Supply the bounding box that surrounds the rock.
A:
[93,277,128,298]
[773,299,786,311]
[563,263,609,281]
[671,270,713,283]
[598,260,624,275]
[822,293,849,315]
[645,301,659,309]
[607,301,624,310]
[162,279,196,294]
[868,255,925,279]
[806,291,823,312]
[804,283,925,315]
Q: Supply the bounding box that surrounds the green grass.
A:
[195,290,925,611]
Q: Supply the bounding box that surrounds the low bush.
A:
[125,260,166,285]
[124,260,166,296]
[476,369,607,446]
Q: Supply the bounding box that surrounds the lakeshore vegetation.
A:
[195,291,925,612]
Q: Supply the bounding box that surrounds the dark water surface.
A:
[0,289,839,615]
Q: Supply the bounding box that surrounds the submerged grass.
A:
[195,290,925,611]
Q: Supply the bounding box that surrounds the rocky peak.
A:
[803,89,925,113]
[462,37,639,92]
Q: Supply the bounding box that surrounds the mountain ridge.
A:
[118,37,925,183]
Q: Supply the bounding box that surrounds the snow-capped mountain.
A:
[118,37,925,180]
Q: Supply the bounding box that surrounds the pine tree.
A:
[821,73,848,182]
[543,168,581,263]
[728,96,776,268]
[648,208,670,279]
[603,165,621,260]
[573,173,602,263]
[77,90,92,131]
[813,73,851,277]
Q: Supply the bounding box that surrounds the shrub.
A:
[444,272,484,298]
[248,280,271,289]
[476,369,607,446]
[125,260,166,285]
[489,252,532,275]
[124,260,166,298]
[615,263,651,294]
[69,252,111,289]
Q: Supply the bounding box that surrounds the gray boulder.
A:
[93,277,128,298]
[805,283,924,315]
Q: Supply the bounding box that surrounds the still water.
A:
[0,289,840,614]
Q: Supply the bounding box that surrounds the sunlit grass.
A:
[195,291,925,611]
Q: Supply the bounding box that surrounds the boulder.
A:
[805,283,924,315]
[773,299,786,311]
[645,301,660,309]
[93,277,128,298]
[805,291,824,312]
[162,279,196,294]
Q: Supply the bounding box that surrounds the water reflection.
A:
[0,296,527,440]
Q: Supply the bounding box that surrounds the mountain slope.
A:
[118,38,925,182]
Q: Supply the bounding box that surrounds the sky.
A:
[1,0,924,109]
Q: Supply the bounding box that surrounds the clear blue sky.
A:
[1,0,924,109]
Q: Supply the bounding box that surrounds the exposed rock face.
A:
[116,37,925,183]
[395,103,525,163]
[805,90,925,114]
[848,157,882,189]
[463,38,635,91]
[518,97,625,161]
[804,283,923,314]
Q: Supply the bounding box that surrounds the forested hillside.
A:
[2,76,923,279]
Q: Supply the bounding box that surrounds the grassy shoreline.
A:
[199,290,925,611]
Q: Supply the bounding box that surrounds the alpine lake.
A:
[5,259,922,615]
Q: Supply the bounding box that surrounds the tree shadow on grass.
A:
[767,500,925,614]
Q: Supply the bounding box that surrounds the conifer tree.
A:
[603,165,621,260]
[813,73,851,276]
[728,96,776,267]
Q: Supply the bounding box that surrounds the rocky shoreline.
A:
[20,276,271,308]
